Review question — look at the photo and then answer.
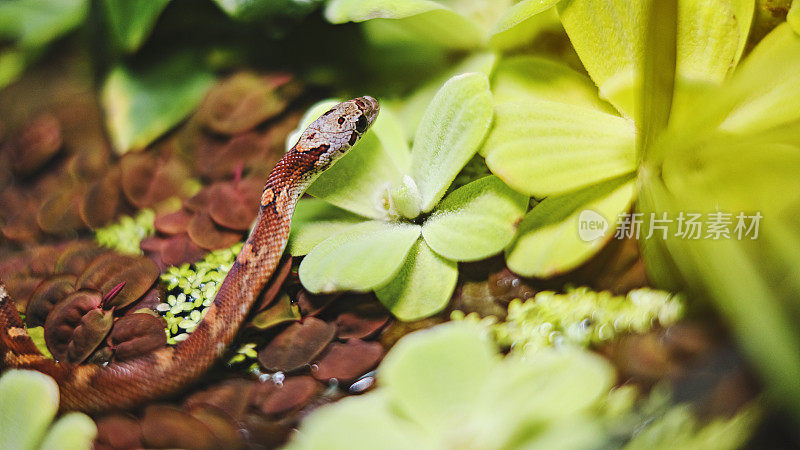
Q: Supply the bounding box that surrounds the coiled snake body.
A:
[0,97,380,413]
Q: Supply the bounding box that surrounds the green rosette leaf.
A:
[410,72,494,213]
[325,0,485,49]
[484,100,635,197]
[289,199,367,256]
[299,221,420,293]
[422,175,528,261]
[39,413,97,450]
[379,322,499,435]
[488,0,561,51]
[0,370,60,450]
[557,0,649,118]
[102,55,214,153]
[506,175,635,278]
[375,238,457,321]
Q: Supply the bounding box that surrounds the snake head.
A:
[296,96,380,170]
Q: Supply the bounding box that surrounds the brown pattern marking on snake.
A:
[0,96,380,413]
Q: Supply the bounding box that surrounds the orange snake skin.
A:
[0,96,380,413]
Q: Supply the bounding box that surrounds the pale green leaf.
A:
[299,221,420,293]
[410,73,494,212]
[307,130,405,219]
[101,0,169,52]
[670,0,751,122]
[39,413,97,450]
[557,0,649,118]
[288,199,367,256]
[422,175,528,261]
[468,349,614,447]
[379,322,499,435]
[790,0,800,35]
[375,238,457,321]
[484,100,635,197]
[639,0,676,154]
[0,370,60,450]
[102,56,214,153]
[489,55,617,113]
[325,0,485,49]
[286,393,433,450]
[719,24,800,134]
[400,52,497,136]
[211,0,320,21]
[370,103,411,172]
[506,176,635,278]
[488,0,561,50]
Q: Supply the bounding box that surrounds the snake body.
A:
[0,96,380,413]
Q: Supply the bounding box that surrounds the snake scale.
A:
[0,96,380,413]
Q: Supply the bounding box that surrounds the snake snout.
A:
[357,95,380,124]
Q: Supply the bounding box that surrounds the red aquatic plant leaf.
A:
[195,132,267,180]
[200,72,297,135]
[253,255,293,313]
[207,178,262,230]
[141,234,207,269]
[141,405,219,450]
[254,376,320,416]
[109,313,167,361]
[25,274,77,327]
[94,414,144,450]
[189,407,244,449]
[76,253,159,309]
[120,152,190,209]
[184,379,255,421]
[334,311,389,340]
[11,113,63,176]
[3,274,44,312]
[312,340,384,383]
[296,290,339,317]
[184,187,211,213]
[54,242,110,276]
[67,307,114,364]
[37,186,86,235]
[187,211,243,250]
[79,166,121,228]
[257,317,336,372]
[44,289,102,361]
[154,208,193,235]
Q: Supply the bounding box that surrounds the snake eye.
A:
[355,115,368,133]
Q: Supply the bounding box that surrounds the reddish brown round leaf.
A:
[189,407,245,449]
[187,211,243,250]
[207,178,262,230]
[195,133,265,180]
[54,242,109,276]
[154,208,193,235]
[120,152,189,209]
[296,290,339,317]
[334,312,389,340]
[141,405,218,450]
[95,414,143,450]
[184,379,255,421]
[312,340,384,382]
[257,317,336,372]
[110,313,167,361]
[67,308,114,364]
[76,253,159,309]
[184,188,211,213]
[37,187,85,235]
[44,289,102,361]
[26,274,76,327]
[200,72,296,135]
[11,114,62,176]
[255,376,320,416]
[3,275,43,312]
[79,167,121,228]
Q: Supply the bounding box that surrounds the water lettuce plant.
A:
[287,322,757,450]
[0,370,96,450]
[325,0,561,51]
[289,73,529,320]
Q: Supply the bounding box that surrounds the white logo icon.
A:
[578,210,608,242]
